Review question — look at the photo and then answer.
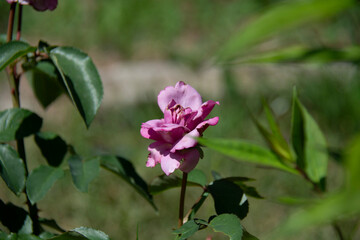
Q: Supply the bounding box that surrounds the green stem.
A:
[178,172,188,228]
[6,3,41,235]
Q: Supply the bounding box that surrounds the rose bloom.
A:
[141,81,219,175]
[6,0,57,11]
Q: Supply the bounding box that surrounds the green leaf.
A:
[173,219,208,240]
[99,155,157,211]
[0,41,36,71]
[68,155,100,192]
[25,60,64,108]
[26,165,64,204]
[208,214,243,240]
[0,108,43,142]
[345,135,360,191]
[291,89,328,188]
[242,230,259,240]
[238,45,360,64]
[72,227,110,240]
[198,138,298,174]
[186,191,209,221]
[39,218,65,233]
[50,47,103,127]
[217,0,355,61]
[35,132,67,167]
[149,169,206,195]
[0,200,28,233]
[0,144,26,195]
[207,179,249,220]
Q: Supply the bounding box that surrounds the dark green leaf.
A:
[242,230,259,240]
[345,135,360,191]
[72,227,110,240]
[208,214,243,240]
[217,0,354,61]
[291,89,328,188]
[68,155,100,192]
[207,179,249,220]
[26,165,64,204]
[0,108,42,142]
[99,155,157,211]
[47,232,87,240]
[198,138,298,174]
[35,132,67,167]
[0,144,26,195]
[0,200,28,233]
[0,233,42,240]
[150,169,206,195]
[39,218,65,233]
[25,60,64,108]
[50,47,103,127]
[0,41,36,71]
[173,219,208,240]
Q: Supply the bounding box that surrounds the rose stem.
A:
[6,3,41,235]
[178,172,188,228]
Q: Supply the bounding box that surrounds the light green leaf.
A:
[0,144,26,195]
[0,108,43,142]
[0,41,36,71]
[209,214,243,240]
[68,155,100,193]
[50,47,103,127]
[25,60,64,109]
[291,89,328,188]
[26,165,64,204]
[72,227,110,240]
[198,138,298,174]
[99,155,157,211]
[173,219,208,240]
[217,0,355,61]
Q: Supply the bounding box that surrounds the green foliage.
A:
[0,144,26,196]
[173,219,208,240]
[0,200,28,233]
[208,214,243,240]
[217,0,355,62]
[50,47,103,128]
[0,41,36,71]
[68,155,100,193]
[198,138,297,174]
[50,227,110,240]
[34,132,67,167]
[0,108,42,142]
[26,165,64,204]
[291,89,328,190]
[25,60,64,109]
[99,155,157,211]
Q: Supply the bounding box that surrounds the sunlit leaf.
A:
[217,0,355,61]
[99,155,157,211]
[0,144,26,195]
[198,138,298,174]
[68,155,100,192]
[208,214,243,240]
[35,132,67,167]
[50,47,103,127]
[291,89,328,189]
[26,165,64,204]
[0,108,42,142]
[0,41,36,71]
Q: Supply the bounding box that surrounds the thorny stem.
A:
[178,172,188,228]
[6,3,41,235]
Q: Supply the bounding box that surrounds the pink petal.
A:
[140,119,164,140]
[146,142,171,168]
[170,117,219,152]
[30,0,57,11]
[187,100,219,129]
[179,148,201,173]
[158,81,202,112]
[153,124,188,143]
[161,153,181,175]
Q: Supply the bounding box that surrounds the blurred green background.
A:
[1,0,360,239]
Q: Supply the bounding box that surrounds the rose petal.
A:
[30,0,57,11]
[158,81,202,112]
[196,116,219,135]
[140,119,164,140]
[179,148,200,173]
[153,124,188,143]
[160,153,181,175]
[187,100,219,129]
[146,142,171,168]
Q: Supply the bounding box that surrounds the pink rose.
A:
[141,81,219,175]
[6,0,57,11]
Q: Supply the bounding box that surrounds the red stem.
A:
[178,172,188,228]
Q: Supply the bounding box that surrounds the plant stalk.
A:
[178,172,188,228]
[6,3,41,235]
